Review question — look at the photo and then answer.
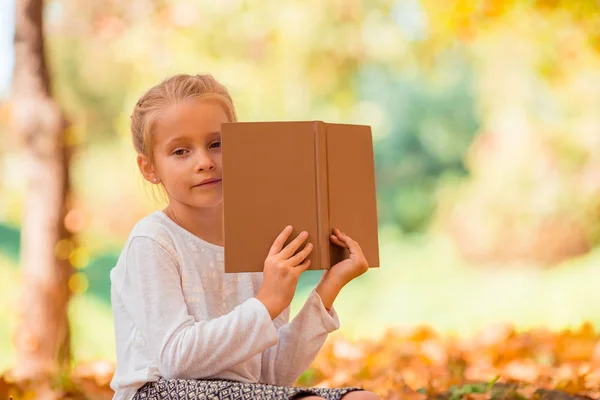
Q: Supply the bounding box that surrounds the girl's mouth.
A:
[193,179,221,188]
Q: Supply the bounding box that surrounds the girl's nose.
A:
[195,151,216,171]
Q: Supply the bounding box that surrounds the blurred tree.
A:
[10,0,75,393]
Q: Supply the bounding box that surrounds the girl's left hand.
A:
[322,228,369,287]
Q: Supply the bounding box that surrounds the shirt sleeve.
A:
[259,288,341,385]
[115,236,279,380]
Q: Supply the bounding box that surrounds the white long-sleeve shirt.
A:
[109,211,340,400]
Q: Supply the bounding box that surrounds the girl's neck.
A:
[162,202,224,247]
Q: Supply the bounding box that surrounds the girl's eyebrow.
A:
[164,131,221,147]
[164,135,189,147]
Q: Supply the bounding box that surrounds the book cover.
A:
[221,121,379,273]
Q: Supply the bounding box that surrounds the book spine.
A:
[313,121,331,269]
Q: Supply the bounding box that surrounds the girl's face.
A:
[149,99,228,210]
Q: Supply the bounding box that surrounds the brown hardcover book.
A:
[221,121,380,273]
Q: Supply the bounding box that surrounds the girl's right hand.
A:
[255,225,313,319]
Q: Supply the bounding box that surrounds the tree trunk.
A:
[11,0,74,392]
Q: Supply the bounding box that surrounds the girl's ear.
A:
[137,154,159,184]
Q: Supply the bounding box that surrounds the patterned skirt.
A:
[133,377,364,400]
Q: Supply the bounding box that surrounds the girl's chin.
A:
[190,196,223,208]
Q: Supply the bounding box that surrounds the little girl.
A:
[109,74,380,400]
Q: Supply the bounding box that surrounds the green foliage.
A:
[361,51,480,232]
[448,376,499,400]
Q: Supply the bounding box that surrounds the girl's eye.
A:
[210,141,221,149]
[173,149,187,156]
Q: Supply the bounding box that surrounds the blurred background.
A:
[2,0,600,390]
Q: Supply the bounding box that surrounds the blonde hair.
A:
[130,73,237,203]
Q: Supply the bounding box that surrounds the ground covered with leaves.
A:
[2,324,600,399]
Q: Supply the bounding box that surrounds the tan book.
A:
[221,121,380,273]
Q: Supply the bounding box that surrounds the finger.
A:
[332,228,352,243]
[332,230,363,255]
[289,242,313,266]
[333,229,351,242]
[294,258,312,274]
[268,225,294,256]
[343,235,365,258]
[279,230,309,259]
[330,234,348,248]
